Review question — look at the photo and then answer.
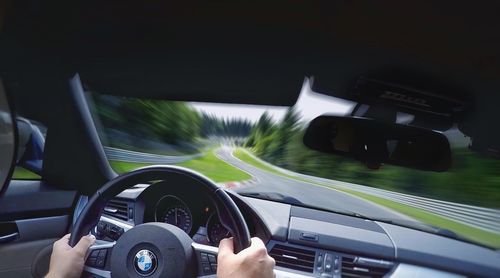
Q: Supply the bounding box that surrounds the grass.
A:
[109,160,154,173]
[109,149,251,183]
[176,150,251,182]
[11,167,41,179]
[234,149,293,177]
[234,148,500,249]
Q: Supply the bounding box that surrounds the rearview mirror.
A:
[303,116,451,171]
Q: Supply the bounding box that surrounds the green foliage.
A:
[94,94,202,145]
[93,94,254,150]
[268,108,300,166]
[245,108,301,165]
[245,111,276,151]
[255,112,274,136]
[201,114,252,137]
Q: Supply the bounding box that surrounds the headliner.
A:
[3,1,498,103]
[2,0,499,193]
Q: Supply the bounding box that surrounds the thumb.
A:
[74,235,96,256]
[217,237,234,260]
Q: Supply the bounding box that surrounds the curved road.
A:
[215,147,410,221]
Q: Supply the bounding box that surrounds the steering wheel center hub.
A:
[134,249,158,276]
[110,222,194,278]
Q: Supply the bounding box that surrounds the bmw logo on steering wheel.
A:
[134,249,158,276]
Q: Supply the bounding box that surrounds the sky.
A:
[190,79,355,123]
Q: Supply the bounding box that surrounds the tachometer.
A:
[155,196,193,234]
[206,212,230,246]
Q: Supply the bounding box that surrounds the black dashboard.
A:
[96,181,500,278]
[136,181,262,247]
[98,181,265,248]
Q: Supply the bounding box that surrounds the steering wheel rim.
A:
[70,165,251,277]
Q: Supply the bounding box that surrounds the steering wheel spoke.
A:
[192,242,219,277]
[83,240,115,278]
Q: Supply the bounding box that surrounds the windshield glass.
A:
[88,83,500,249]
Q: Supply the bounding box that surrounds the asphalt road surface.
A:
[215,147,410,221]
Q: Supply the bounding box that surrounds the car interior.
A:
[1,1,500,278]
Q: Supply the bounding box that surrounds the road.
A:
[215,147,411,221]
[105,146,500,232]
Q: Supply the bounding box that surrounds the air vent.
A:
[103,199,131,221]
[341,256,394,278]
[269,244,315,273]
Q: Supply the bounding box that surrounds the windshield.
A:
[88,84,500,250]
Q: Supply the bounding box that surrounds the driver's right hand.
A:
[217,237,275,278]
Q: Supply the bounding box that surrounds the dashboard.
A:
[95,179,500,278]
[97,181,262,248]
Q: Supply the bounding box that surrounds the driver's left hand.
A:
[45,234,96,278]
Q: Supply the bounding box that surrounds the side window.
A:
[11,117,46,180]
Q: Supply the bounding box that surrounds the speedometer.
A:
[162,206,192,233]
[206,212,230,246]
[155,196,193,234]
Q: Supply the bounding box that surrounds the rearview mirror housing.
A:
[303,116,451,172]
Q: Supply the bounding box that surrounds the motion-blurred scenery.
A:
[17,88,500,248]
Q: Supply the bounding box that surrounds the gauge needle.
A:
[175,208,178,225]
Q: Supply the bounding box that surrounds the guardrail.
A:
[238,149,500,234]
[104,147,202,164]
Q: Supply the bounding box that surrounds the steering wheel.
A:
[70,165,251,278]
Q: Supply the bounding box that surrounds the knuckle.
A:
[217,253,226,261]
[73,248,85,257]
[268,256,276,267]
[255,246,268,257]
[76,249,85,256]
[268,255,276,264]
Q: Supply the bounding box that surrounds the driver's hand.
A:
[45,234,96,278]
[217,237,275,278]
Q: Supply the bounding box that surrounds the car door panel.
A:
[0,180,76,222]
[0,180,77,278]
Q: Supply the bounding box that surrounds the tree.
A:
[255,112,274,136]
[200,113,253,137]
[268,107,301,165]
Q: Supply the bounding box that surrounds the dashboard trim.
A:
[389,263,466,278]
[375,220,399,258]
[100,215,133,231]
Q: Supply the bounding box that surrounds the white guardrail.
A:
[104,147,202,164]
[239,149,500,234]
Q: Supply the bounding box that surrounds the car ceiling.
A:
[2,1,500,149]
[3,1,499,99]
